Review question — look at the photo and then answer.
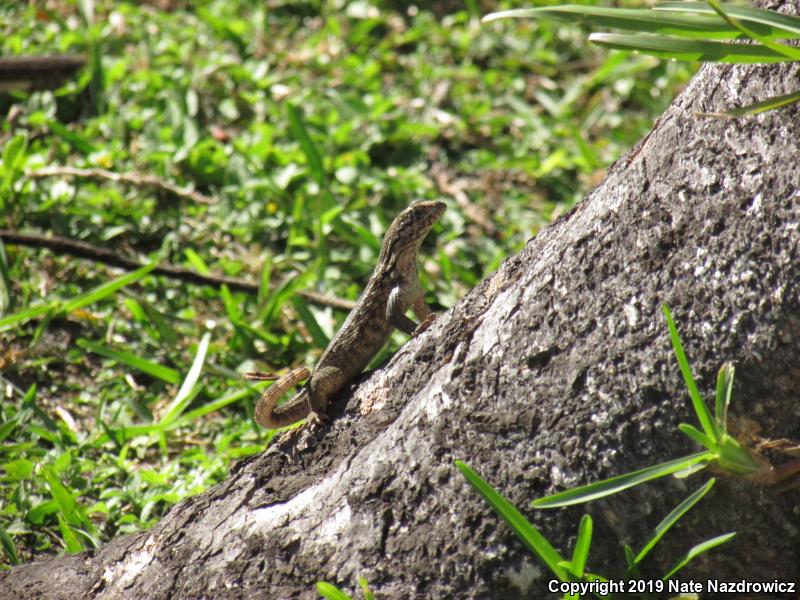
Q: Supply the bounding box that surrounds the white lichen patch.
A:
[504,558,544,593]
[101,533,158,592]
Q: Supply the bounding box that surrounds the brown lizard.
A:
[244,200,446,428]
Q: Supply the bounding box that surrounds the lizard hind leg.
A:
[306,365,347,424]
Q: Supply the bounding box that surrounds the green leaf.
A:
[0,301,58,330]
[184,248,211,275]
[358,578,375,600]
[46,120,97,154]
[569,514,592,578]
[706,0,800,60]
[292,296,330,349]
[696,88,800,118]
[159,332,210,425]
[42,467,79,525]
[0,522,20,565]
[589,33,794,63]
[316,582,353,600]
[58,514,85,553]
[287,104,326,186]
[678,423,715,449]
[656,2,800,38]
[634,478,715,564]
[77,339,181,384]
[63,261,159,313]
[663,305,720,442]
[1,133,27,192]
[662,532,736,580]
[532,452,713,508]
[3,458,35,481]
[483,6,748,39]
[0,238,13,314]
[714,363,734,432]
[456,460,570,580]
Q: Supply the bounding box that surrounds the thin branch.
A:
[27,166,218,205]
[0,229,355,311]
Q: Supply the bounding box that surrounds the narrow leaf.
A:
[678,423,715,449]
[77,339,181,384]
[159,332,210,425]
[533,452,713,508]
[287,104,326,185]
[696,89,800,118]
[706,0,800,60]
[656,2,800,38]
[714,363,734,431]
[569,514,592,578]
[663,305,720,442]
[483,6,748,39]
[635,478,715,564]
[662,532,737,580]
[456,460,570,580]
[589,33,793,63]
[316,582,353,600]
[63,261,158,313]
[0,522,19,565]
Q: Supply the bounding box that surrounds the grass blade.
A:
[696,88,800,118]
[678,423,714,449]
[63,261,158,313]
[589,33,794,63]
[569,514,593,578]
[287,104,326,186]
[456,460,569,580]
[316,582,353,600]
[634,478,715,564]
[656,1,800,38]
[0,301,58,330]
[663,305,720,442]
[714,363,733,431]
[159,332,210,425]
[483,6,747,39]
[662,532,736,580]
[0,522,19,565]
[706,0,800,60]
[532,452,713,508]
[76,339,181,384]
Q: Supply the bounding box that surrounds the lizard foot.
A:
[412,313,437,337]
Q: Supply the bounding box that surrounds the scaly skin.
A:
[244,200,446,428]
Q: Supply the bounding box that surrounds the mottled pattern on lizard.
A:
[244,200,446,428]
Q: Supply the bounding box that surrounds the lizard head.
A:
[377,200,446,270]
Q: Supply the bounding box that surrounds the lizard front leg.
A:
[411,295,436,336]
[386,282,436,337]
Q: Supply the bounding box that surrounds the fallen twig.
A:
[27,166,217,205]
[0,229,355,311]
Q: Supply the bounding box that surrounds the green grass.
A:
[0,0,691,566]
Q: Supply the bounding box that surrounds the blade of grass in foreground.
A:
[158,333,210,426]
[706,0,800,60]
[483,6,748,39]
[634,478,715,564]
[663,305,720,442]
[532,452,712,508]
[456,460,570,580]
[656,1,800,38]
[662,532,736,580]
[589,33,794,63]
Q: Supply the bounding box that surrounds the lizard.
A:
[243,199,447,429]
